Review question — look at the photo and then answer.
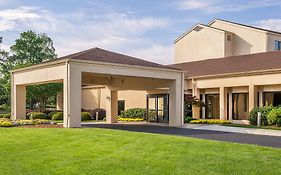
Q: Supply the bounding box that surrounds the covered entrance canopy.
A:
[11,48,185,128]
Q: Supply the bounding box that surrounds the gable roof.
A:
[56,47,177,70]
[209,19,281,35]
[174,23,229,43]
[170,51,281,78]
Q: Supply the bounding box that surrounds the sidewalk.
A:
[184,124,281,137]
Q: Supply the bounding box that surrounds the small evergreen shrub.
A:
[249,106,274,126]
[267,108,281,125]
[52,112,63,120]
[2,113,11,119]
[48,111,58,119]
[184,116,195,123]
[120,108,146,119]
[30,112,48,120]
[81,112,91,121]
[276,118,281,127]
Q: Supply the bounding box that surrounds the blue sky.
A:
[1,0,281,64]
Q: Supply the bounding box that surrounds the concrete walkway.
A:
[184,124,281,137]
[83,123,281,148]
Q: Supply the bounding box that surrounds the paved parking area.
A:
[83,123,281,148]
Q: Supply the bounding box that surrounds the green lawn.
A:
[0,128,280,175]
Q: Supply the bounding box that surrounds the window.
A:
[275,40,281,50]
[118,100,125,115]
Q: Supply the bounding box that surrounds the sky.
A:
[0,0,281,65]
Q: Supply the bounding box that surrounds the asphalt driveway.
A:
[83,123,281,148]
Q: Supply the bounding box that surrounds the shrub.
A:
[267,108,281,125]
[48,111,58,119]
[184,116,195,123]
[120,108,146,119]
[0,121,13,127]
[26,112,34,119]
[89,108,106,120]
[81,112,91,121]
[276,118,281,127]
[0,114,4,118]
[2,113,11,119]
[30,112,48,120]
[190,119,231,124]
[249,106,274,126]
[52,112,63,120]
[118,117,144,122]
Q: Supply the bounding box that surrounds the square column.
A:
[219,87,227,120]
[63,64,81,128]
[202,92,206,119]
[105,87,118,123]
[259,91,263,107]
[249,85,257,112]
[169,76,184,127]
[192,80,201,119]
[11,84,26,120]
[228,91,233,120]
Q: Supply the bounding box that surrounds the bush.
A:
[81,112,91,121]
[277,118,281,127]
[120,108,146,119]
[48,111,58,119]
[267,108,281,125]
[29,112,48,120]
[0,121,13,127]
[0,114,4,118]
[249,106,274,126]
[52,112,63,120]
[89,108,106,120]
[190,119,231,124]
[184,116,195,123]
[2,113,11,119]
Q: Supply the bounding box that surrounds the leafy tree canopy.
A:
[0,30,61,111]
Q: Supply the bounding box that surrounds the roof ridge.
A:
[170,50,281,66]
[210,18,281,35]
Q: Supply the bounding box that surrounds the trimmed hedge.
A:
[190,119,231,124]
[2,113,11,119]
[48,111,58,119]
[81,112,91,121]
[267,108,281,125]
[120,108,146,119]
[118,117,144,122]
[52,112,63,120]
[184,116,195,123]
[30,112,48,120]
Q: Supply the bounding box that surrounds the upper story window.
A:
[275,40,281,50]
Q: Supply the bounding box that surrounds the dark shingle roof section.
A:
[57,47,176,70]
[170,51,281,78]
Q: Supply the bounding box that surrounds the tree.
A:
[0,30,61,111]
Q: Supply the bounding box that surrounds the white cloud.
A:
[175,0,281,13]
[1,6,172,64]
[255,19,281,32]
[128,45,174,65]
[0,6,40,31]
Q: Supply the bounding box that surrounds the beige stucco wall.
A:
[81,87,107,110]
[210,20,268,55]
[118,90,147,109]
[81,88,147,110]
[175,26,226,63]
[267,33,281,51]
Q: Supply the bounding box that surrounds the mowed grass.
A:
[0,128,280,175]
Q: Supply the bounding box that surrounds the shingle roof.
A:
[170,51,281,78]
[57,47,177,70]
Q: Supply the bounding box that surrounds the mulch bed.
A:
[18,124,63,128]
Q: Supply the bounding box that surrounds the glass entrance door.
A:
[147,94,169,123]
